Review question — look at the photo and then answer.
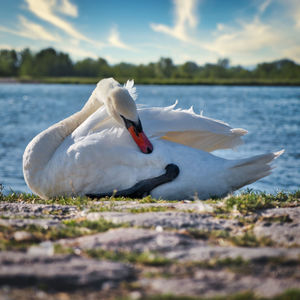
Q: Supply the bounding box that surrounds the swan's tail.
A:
[227,150,284,191]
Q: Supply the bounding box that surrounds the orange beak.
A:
[128,125,153,154]
[121,115,153,154]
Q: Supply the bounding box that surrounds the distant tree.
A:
[19,48,34,77]
[0,49,18,76]
[32,48,73,76]
[74,58,99,77]
[134,63,156,79]
[1,46,300,81]
[254,59,300,79]
[217,58,230,69]
[112,62,136,79]
[178,61,199,78]
[155,57,175,78]
[97,58,112,78]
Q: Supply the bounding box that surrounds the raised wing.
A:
[139,101,247,152]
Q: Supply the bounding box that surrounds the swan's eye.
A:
[120,115,143,135]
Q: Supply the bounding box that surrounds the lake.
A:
[0,83,299,195]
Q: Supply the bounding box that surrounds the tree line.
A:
[1,47,300,81]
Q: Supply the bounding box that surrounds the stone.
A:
[254,207,300,246]
[140,271,300,298]
[0,252,135,290]
[59,228,300,262]
[13,231,35,242]
[86,211,237,231]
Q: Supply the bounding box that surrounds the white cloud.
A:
[150,0,198,42]
[205,19,279,56]
[288,0,300,29]
[25,0,103,47]
[258,0,272,15]
[108,26,135,51]
[282,45,300,61]
[59,0,78,17]
[0,16,57,42]
[56,44,98,59]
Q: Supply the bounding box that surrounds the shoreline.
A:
[1,77,300,86]
[0,190,299,298]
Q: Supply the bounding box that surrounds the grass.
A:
[86,248,172,266]
[186,228,274,247]
[128,206,169,213]
[12,76,300,86]
[0,217,126,251]
[1,189,299,212]
[126,289,300,300]
[0,190,164,209]
[212,190,300,215]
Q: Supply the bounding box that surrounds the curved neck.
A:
[23,90,101,198]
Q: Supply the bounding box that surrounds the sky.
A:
[0,0,300,66]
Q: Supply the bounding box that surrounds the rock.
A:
[140,271,300,298]
[86,211,237,231]
[13,231,35,242]
[1,200,300,298]
[59,228,199,253]
[28,241,54,256]
[0,203,78,220]
[254,207,300,246]
[59,228,300,262]
[0,252,135,290]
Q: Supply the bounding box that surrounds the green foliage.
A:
[0,49,18,76]
[87,248,172,266]
[187,229,273,247]
[222,190,300,214]
[0,217,124,251]
[2,47,300,83]
[123,289,300,300]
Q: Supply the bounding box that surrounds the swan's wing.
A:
[139,102,247,152]
[71,106,118,141]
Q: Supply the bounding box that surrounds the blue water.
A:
[0,83,299,195]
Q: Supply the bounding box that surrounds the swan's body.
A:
[23,78,283,200]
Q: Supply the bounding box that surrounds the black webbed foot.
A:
[87,163,180,199]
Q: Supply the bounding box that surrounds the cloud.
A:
[0,16,57,41]
[56,44,98,59]
[59,0,78,17]
[205,19,279,57]
[282,45,300,61]
[25,0,103,47]
[258,0,272,15]
[150,0,198,42]
[287,0,300,29]
[108,26,135,50]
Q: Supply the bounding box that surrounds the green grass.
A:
[0,218,126,251]
[187,228,274,247]
[0,190,164,208]
[128,206,169,213]
[86,248,172,266]
[126,289,300,300]
[213,190,300,215]
[1,189,299,212]
[14,76,300,86]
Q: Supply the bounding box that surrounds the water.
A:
[0,83,299,195]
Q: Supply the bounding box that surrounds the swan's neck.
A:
[23,90,101,198]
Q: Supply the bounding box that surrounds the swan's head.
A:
[107,86,153,154]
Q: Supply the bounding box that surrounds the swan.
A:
[23,78,283,200]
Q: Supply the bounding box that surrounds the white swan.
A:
[23,78,283,200]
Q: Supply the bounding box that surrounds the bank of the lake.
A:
[2,76,300,86]
[0,190,300,299]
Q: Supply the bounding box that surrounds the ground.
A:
[0,190,300,300]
